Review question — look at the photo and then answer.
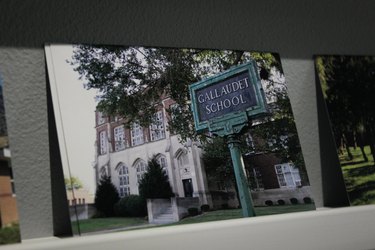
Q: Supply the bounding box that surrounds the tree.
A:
[70,45,307,195]
[201,136,247,204]
[114,195,147,217]
[202,137,234,188]
[69,46,281,142]
[64,176,83,190]
[138,156,174,199]
[94,175,120,217]
[201,61,309,190]
[250,96,306,171]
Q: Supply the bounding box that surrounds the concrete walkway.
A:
[76,223,157,236]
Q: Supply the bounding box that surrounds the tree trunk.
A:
[343,134,353,160]
[345,144,353,160]
[360,146,368,162]
[368,129,375,164]
[356,132,368,162]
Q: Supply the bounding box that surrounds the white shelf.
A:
[3,205,375,250]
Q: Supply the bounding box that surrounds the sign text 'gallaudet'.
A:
[195,71,257,122]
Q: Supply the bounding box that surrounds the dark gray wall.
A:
[0,0,373,239]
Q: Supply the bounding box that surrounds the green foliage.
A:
[187,207,199,216]
[340,146,375,205]
[0,223,20,245]
[290,198,299,204]
[265,200,273,206]
[69,46,280,142]
[64,176,83,190]
[303,197,312,204]
[249,74,306,172]
[201,136,233,185]
[70,44,308,191]
[277,200,286,205]
[200,204,210,212]
[114,195,147,217]
[94,175,120,217]
[138,156,174,199]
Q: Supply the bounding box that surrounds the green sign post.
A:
[189,61,268,217]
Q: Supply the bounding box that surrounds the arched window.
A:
[176,149,189,167]
[117,163,130,197]
[134,159,147,184]
[175,148,191,177]
[156,154,169,180]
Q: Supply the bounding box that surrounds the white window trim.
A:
[150,111,166,141]
[118,164,130,198]
[114,125,126,151]
[135,160,147,184]
[99,130,107,155]
[131,122,144,146]
[275,163,301,188]
[156,154,169,181]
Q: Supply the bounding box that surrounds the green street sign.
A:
[189,60,268,218]
[189,61,267,136]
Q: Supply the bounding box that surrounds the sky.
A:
[46,44,97,194]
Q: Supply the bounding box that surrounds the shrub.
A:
[201,204,210,212]
[303,197,312,204]
[94,175,120,217]
[0,223,20,245]
[277,199,285,205]
[221,203,229,209]
[265,200,273,206]
[188,207,199,216]
[114,195,147,217]
[290,198,299,204]
[139,157,174,199]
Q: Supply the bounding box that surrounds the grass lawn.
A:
[73,204,315,234]
[0,223,20,245]
[71,217,148,234]
[174,204,315,225]
[339,146,375,205]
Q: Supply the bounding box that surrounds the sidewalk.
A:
[75,223,157,237]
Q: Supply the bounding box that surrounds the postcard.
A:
[46,44,315,235]
[316,55,375,205]
[0,74,20,244]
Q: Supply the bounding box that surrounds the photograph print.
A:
[0,74,20,245]
[46,44,315,235]
[316,55,375,205]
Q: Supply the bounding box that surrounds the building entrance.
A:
[182,178,193,197]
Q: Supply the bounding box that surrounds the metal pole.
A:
[227,134,256,217]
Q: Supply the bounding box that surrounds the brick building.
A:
[93,97,212,207]
[0,82,18,227]
[0,137,18,227]
[93,95,313,209]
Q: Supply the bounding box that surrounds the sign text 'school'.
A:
[195,71,257,122]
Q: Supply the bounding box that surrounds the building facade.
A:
[0,137,18,227]
[93,97,212,206]
[93,96,313,209]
